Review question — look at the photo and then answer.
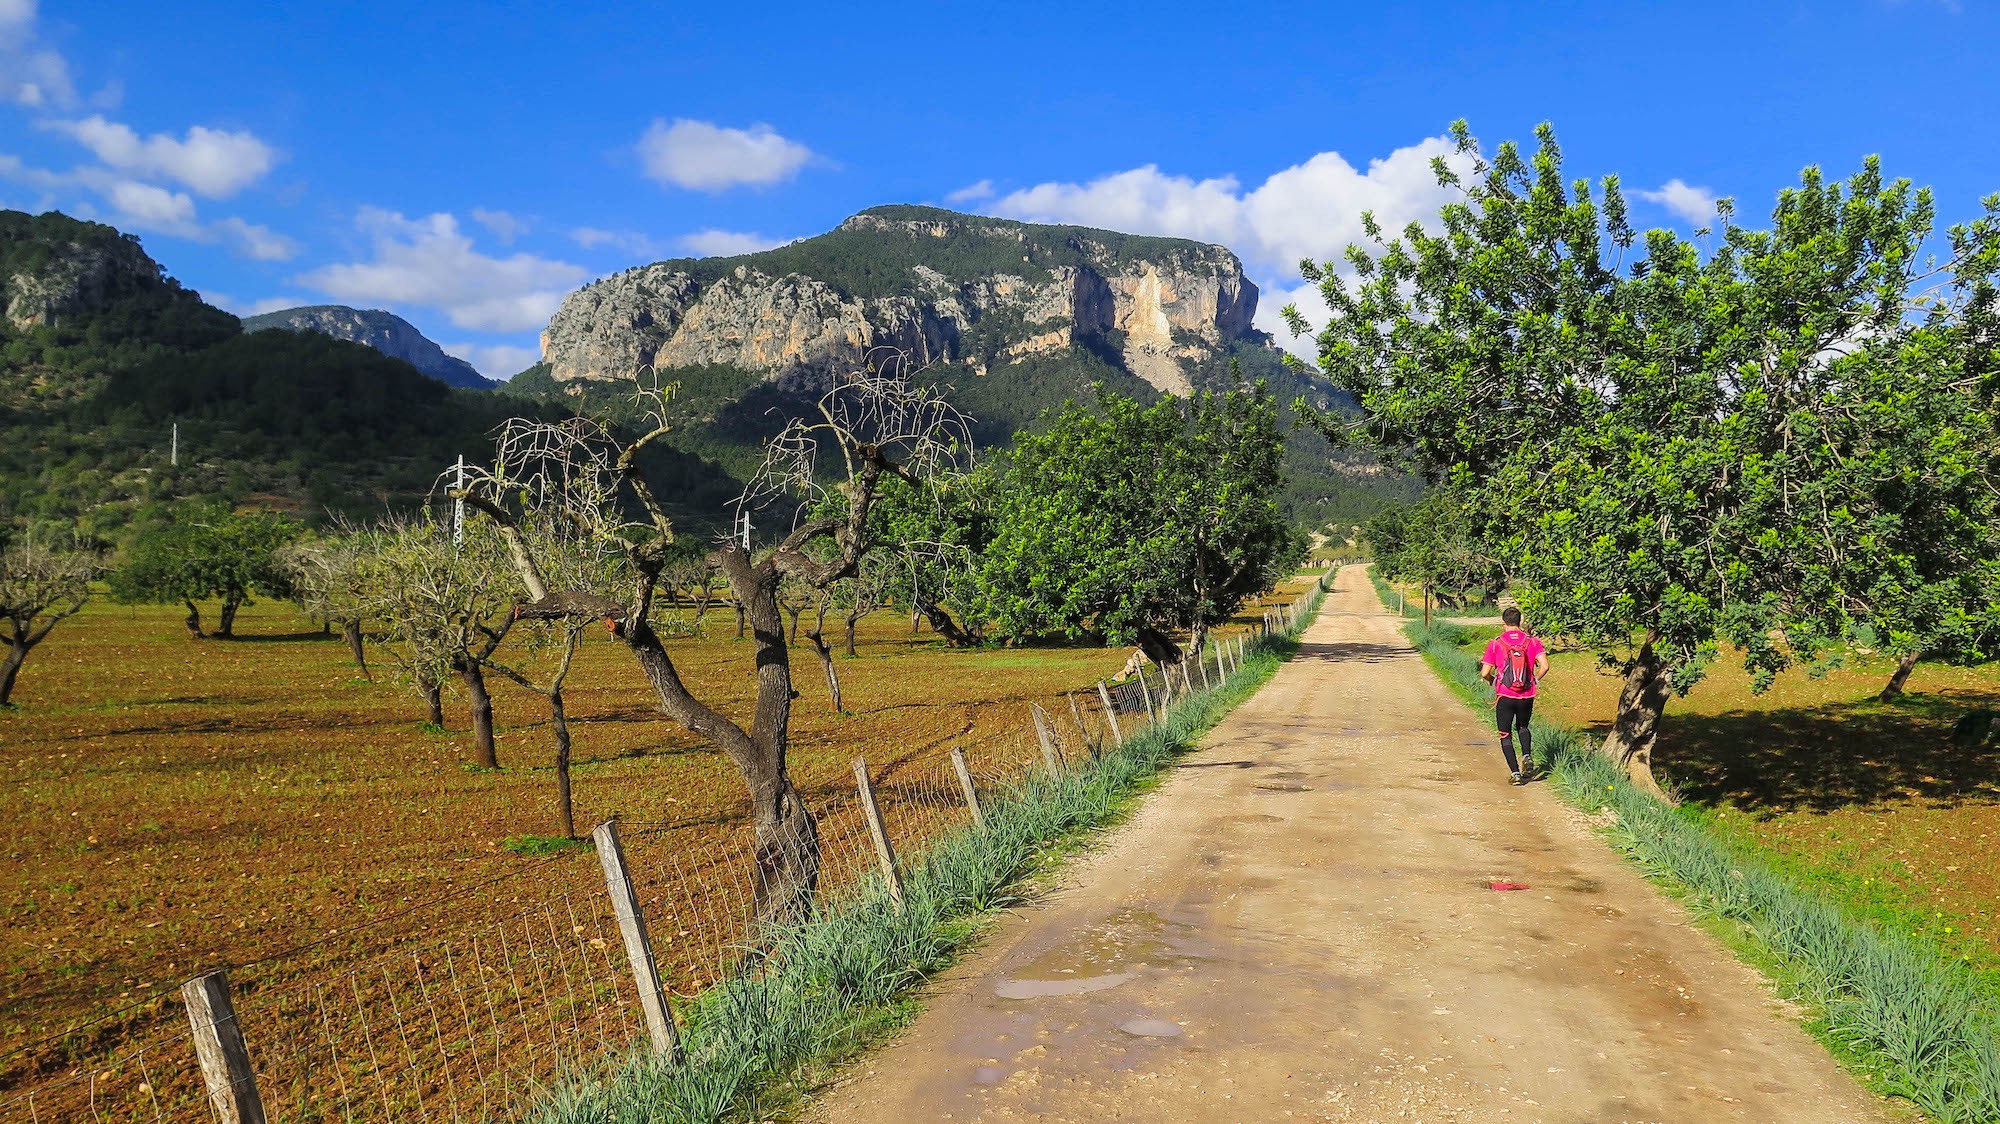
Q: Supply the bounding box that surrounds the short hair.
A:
[1502,606,1522,626]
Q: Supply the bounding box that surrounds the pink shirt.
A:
[1482,629,1545,699]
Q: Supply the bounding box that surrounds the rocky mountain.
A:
[539,205,1260,399]
[242,305,494,389]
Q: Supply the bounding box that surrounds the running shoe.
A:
[1509,771,1526,786]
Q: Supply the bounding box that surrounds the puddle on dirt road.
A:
[1117,1017,1184,1038]
[1253,782,1313,793]
[992,909,1207,1002]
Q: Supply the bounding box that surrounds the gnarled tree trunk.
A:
[215,592,243,639]
[343,619,370,680]
[805,628,842,713]
[0,640,27,706]
[419,671,445,726]
[1878,652,1921,702]
[459,658,498,768]
[1134,625,1183,666]
[735,603,747,639]
[182,600,204,639]
[844,610,861,656]
[920,603,978,648]
[1599,635,1670,798]
[550,686,575,839]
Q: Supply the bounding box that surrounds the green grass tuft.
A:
[528,582,1330,1123]
[500,834,589,857]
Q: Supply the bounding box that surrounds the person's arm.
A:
[1479,644,1497,681]
[1534,653,1550,679]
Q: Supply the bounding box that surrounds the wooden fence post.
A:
[1030,704,1064,775]
[592,819,681,1060]
[1197,648,1213,691]
[1215,643,1227,683]
[853,758,905,908]
[1066,691,1096,756]
[950,747,986,829]
[1136,665,1156,722]
[1096,680,1125,747]
[1178,661,1195,696]
[181,971,266,1124]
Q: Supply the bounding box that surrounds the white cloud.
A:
[44,115,278,198]
[570,226,664,258]
[298,208,589,332]
[471,207,526,243]
[986,136,1472,356]
[944,179,994,204]
[636,118,814,191]
[212,216,299,261]
[1635,178,1719,226]
[0,4,74,109]
[443,341,542,378]
[679,228,782,256]
[105,178,198,233]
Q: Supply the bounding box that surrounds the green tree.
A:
[109,506,300,638]
[0,536,99,706]
[1294,120,2000,794]
[1365,488,1503,612]
[982,382,1302,662]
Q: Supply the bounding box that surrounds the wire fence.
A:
[0,580,1327,1124]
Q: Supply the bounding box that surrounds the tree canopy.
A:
[1295,121,2000,792]
[980,380,1303,661]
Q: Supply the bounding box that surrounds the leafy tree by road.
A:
[1294,121,2000,794]
[981,381,1302,662]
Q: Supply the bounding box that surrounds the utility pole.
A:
[170,422,179,467]
[453,455,466,547]
[737,509,752,550]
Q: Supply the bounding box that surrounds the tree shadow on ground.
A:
[1294,640,1404,665]
[1628,688,2000,816]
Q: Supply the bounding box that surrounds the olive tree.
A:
[0,536,99,706]
[457,367,970,924]
[1293,121,2000,793]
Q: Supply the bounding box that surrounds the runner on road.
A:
[1480,607,1549,785]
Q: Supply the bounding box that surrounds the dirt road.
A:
[807,566,1895,1123]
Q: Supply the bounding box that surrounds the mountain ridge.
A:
[241,305,495,389]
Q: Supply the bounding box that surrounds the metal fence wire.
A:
[0,583,1322,1123]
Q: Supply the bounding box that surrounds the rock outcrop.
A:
[2,233,164,332]
[540,206,1259,396]
[242,305,494,389]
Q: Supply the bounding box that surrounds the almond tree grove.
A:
[1294,121,2000,794]
[0,536,98,706]
[457,370,970,924]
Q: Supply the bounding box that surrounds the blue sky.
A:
[2,0,1994,377]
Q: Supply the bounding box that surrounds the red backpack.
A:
[1497,633,1535,692]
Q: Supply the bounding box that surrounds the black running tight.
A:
[1496,695,1535,772]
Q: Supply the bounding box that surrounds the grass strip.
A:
[1394,596,2000,1123]
[531,579,1330,1123]
[1366,569,1499,621]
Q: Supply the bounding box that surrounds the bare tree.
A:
[839,552,893,657]
[362,517,517,767]
[457,362,971,924]
[483,516,627,838]
[0,538,98,707]
[279,529,375,680]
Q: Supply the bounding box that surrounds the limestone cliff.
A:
[1,219,166,332]
[242,305,494,389]
[540,205,1260,397]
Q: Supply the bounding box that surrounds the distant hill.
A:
[242,304,496,389]
[0,209,736,534]
[523,204,1409,525]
